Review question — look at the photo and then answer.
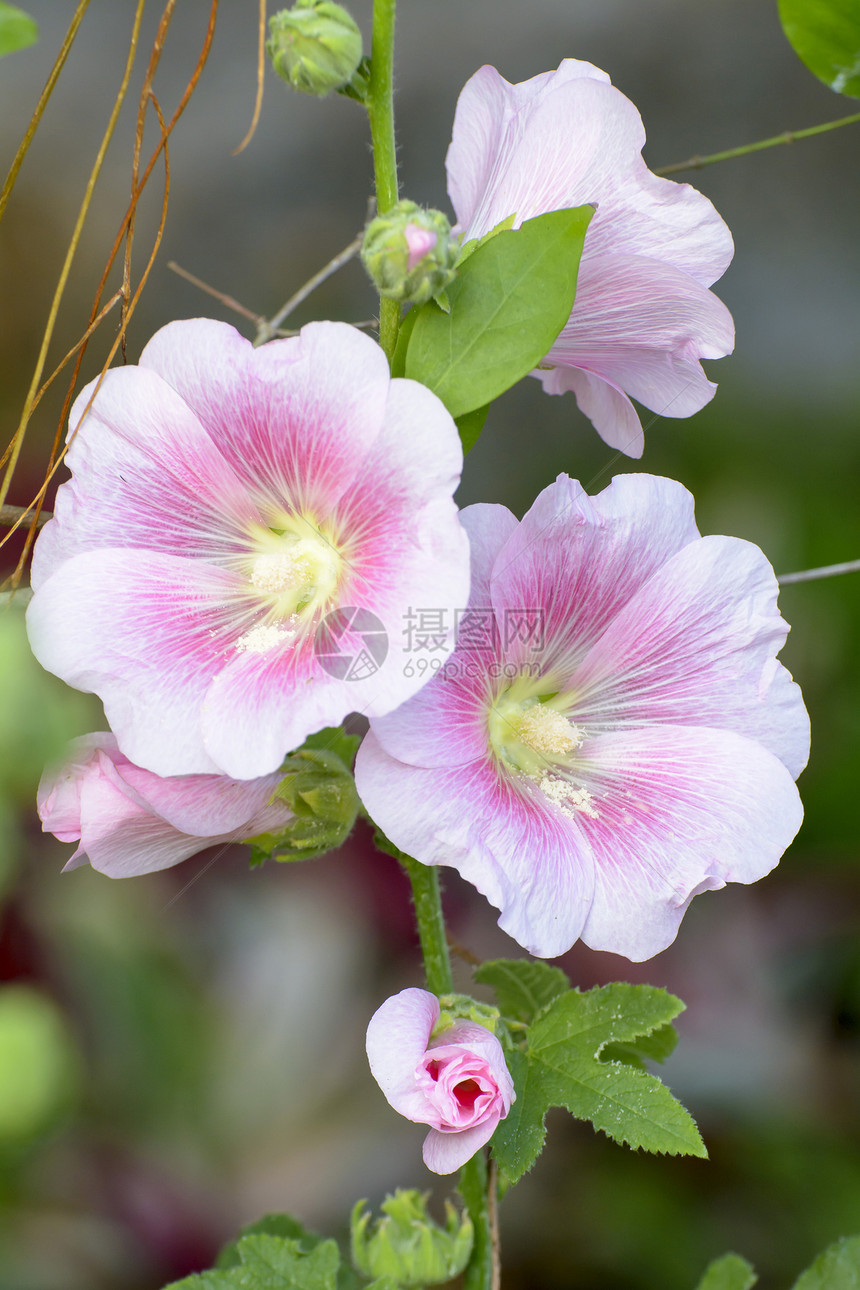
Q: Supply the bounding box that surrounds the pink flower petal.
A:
[447,61,732,285]
[445,60,734,451]
[538,366,645,456]
[356,732,596,958]
[27,549,248,775]
[38,733,294,879]
[572,534,811,778]
[31,366,258,591]
[140,319,392,514]
[489,474,700,674]
[575,725,804,959]
[422,1118,502,1175]
[368,505,517,771]
[366,988,440,1121]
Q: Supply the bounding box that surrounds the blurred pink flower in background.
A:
[38,732,294,877]
[446,60,735,455]
[357,474,810,961]
[366,988,515,1174]
[27,319,470,781]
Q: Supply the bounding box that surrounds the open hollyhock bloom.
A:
[366,988,515,1174]
[356,474,810,961]
[26,319,469,779]
[445,60,735,456]
[39,732,294,877]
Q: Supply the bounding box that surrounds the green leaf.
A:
[404,206,593,418]
[474,958,569,1025]
[694,1253,758,1290]
[778,0,860,97]
[216,1216,321,1269]
[491,984,706,1183]
[166,1234,340,1290]
[0,2,37,57]
[792,1235,860,1289]
[454,403,489,454]
[602,1021,679,1069]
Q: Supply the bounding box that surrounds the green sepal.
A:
[246,730,360,866]
[404,205,593,419]
[694,1253,758,1290]
[351,1191,473,1287]
[433,993,501,1037]
[301,725,361,767]
[337,54,372,103]
[0,2,37,57]
[491,983,705,1184]
[778,0,860,97]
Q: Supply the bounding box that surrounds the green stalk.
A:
[367,0,401,363]
[460,1152,497,1290]
[656,110,860,176]
[399,853,452,996]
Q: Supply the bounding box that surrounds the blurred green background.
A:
[2,1,860,1287]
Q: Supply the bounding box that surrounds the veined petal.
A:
[447,61,732,285]
[366,988,440,1121]
[572,534,811,778]
[423,1117,501,1175]
[31,366,257,590]
[537,366,645,456]
[368,505,516,771]
[140,319,392,515]
[356,732,596,958]
[27,549,250,776]
[488,474,700,675]
[576,725,804,960]
[537,253,735,454]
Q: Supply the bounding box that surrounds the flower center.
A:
[235,516,343,656]
[488,683,598,820]
[248,521,341,618]
[489,690,582,777]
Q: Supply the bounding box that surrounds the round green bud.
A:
[351,1190,473,1288]
[267,1,363,98]
[361,201,457,306]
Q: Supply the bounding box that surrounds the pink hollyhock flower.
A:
[366,988,515,1174]
[26,319,469,779]
[38,732,295,877]
[356,474,810,961]
[445,60,735,456]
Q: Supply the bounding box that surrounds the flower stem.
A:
[655,111,860,176]
[367,0,401,364]
[400,854,453,995]
[459,1151,499,1290]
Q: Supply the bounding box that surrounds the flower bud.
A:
[267,1,363,98]
[246,741,360,863]
[361,201,457,306]
[351,1189,473,1288]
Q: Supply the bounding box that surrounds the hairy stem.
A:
[400,854,453,996]
[656,111,860,176]
[367,0,401,363]
[460,1151,499,1290]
